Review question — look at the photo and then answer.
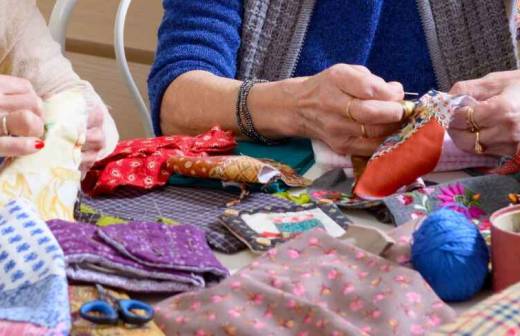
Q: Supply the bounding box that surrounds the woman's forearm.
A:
[160,70,299,137]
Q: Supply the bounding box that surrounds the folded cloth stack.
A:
[47,220,228,293]
[154,229,456,335]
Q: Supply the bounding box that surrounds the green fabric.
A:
[168,138,315,192]
[274,191,312,205]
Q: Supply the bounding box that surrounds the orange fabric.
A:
[354,119,444,199]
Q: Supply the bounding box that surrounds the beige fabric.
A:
[0,0,118,158]
[0,90,87,220]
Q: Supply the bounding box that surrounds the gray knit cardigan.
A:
[237,0,519,91]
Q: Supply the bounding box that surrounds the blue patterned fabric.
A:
[0,199,70,334]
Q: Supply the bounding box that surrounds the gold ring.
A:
[466,107,480,132]
[474,131,485,154]
[400,101,416,121]
[360,124,368,138]
[345,98,357,122]
[1,115,8,136]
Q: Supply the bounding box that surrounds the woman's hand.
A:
[253,64,405,156]
[0,75,45,156]
[80,103,106,173]
[449,70,520,156]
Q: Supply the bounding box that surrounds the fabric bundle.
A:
[167,155,311,188]
[354,90,474,199]
[47,220,228,293]
[75,186,293,254]
[82,126,236,196]
[0,91,88,221]
[154,229,455,335]
[0,199,70,336]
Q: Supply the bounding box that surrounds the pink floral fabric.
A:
[155,230,455,336]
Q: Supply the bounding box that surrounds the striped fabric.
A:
[431,282,520,335]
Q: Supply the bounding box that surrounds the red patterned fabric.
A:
[82,127,236,196]
[491,152,520,175]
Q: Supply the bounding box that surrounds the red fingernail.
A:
[35,140,45,149]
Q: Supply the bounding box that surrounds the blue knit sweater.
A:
[148,0,437,135]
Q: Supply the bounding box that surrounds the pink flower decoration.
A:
[370,310,382,319]
[479,219,492,231]
[253,320,265,329]
[230,281,241,290]
[249,293,264,305]
[196,329,208,336]
[398,194,414,205]
[427,314,441,327]
[190,301,201,310]
[328,269,339,280]
[228,308,241,318]
[372,292,386,303]
[211,295,224,303]
[361,326,372,334]
[309,237,320,246]
[288,249,300,259]
[410,324,425,335]
[406,292,422,304]
[292,282,306,296]
[343,283,354,295]
[349,298,364,311]
[207,312,216,321]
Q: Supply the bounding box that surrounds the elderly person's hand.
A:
[0,75,45,156]
[250,64,405,156]
[449,70,520,156]
[80,103,107,173]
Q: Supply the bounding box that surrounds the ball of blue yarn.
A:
[411,208,489,302]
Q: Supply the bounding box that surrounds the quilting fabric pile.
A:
[0,91,88,221]
[82,126,236,196]
[75,186,293,254]
[154,229,456,335]
[0,199,70,336]
[47,220,228,293]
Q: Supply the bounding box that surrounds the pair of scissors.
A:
[79,284,154,325]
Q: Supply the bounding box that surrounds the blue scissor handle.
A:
[80,300,119,325]
[117,299,154,325]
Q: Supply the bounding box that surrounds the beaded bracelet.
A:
[236,79,283,145]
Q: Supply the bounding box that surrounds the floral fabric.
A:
[383,175,520,245]
[155,229,455,336]
[0,91,87,221]
[82,127,236,196]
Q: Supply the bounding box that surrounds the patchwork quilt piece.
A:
[75,186,293,254]
[0,199,70,336]
[431,282,520,335]
[354,90,472,200]
[68,285,165,336]
[154,230,456,335]
[48,220,228,293]
[383,175,520,245]
[82,126,236,196]
[219,203,351,253]
[167,155,311,187]
[0,91,87,220]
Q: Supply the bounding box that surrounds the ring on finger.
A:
[345,97,357,122]
[400,101,416,121]
[360,124,368,138]
[474,131,485,154]
[1,114,9,136]
[466,107,480,132]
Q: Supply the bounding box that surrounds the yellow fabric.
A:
[0,90,86,220]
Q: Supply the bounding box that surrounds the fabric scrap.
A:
[354,91,474,199]
[154,229,456,335]
[82,127,236,196]
[0,199,70,335]
[167,155,311,187]
[75,186,293,254]
[0,91,87,220]
[431,282,520,335]
[383,175,520,245]
[68,285,165,336]
[219,203,351,253]
[48,220,227,293]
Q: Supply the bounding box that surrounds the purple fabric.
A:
[97,222,229,275]
[47,220,228,293]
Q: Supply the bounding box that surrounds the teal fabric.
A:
[168,138,314,191]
